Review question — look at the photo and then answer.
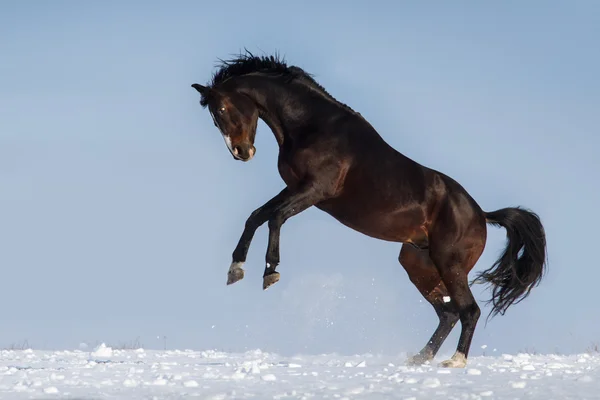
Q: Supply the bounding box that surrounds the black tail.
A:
[473,207,547,319]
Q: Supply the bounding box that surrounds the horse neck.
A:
[233,74,313,147]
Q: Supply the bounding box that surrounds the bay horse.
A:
[191,52,547,368]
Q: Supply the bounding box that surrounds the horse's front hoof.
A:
[227,262,245,285]
[263,271,280,290]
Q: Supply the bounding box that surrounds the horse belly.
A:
[315,198,428,244]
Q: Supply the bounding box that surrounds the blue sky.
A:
[1,1,599,356]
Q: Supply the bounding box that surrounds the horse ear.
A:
[191,83,209,95]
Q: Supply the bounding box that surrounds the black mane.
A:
[204,51,357,114]
[209,51,291,87]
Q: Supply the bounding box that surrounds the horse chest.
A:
[277,155,305,189]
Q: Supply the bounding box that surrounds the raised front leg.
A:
[228,150,348,289]
[262,181,332,290]
[227,188,289,285]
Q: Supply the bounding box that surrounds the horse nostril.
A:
[232,144,253,160]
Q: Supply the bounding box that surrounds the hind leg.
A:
[429,244,485,368]
[399,244,460,366]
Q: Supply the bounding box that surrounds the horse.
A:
[190,52,547,368]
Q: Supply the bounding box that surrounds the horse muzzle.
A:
[232,143,256,162]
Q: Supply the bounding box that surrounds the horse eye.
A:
[218,107,226,114]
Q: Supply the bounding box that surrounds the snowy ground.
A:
[0,345,598,399]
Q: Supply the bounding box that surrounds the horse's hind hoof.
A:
[438,352,467,368]
[263,272,280,290]
[405,352,433,366]
[227,262,245,285]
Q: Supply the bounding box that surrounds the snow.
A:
[0,345,598,399]
[90,342,113,358]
